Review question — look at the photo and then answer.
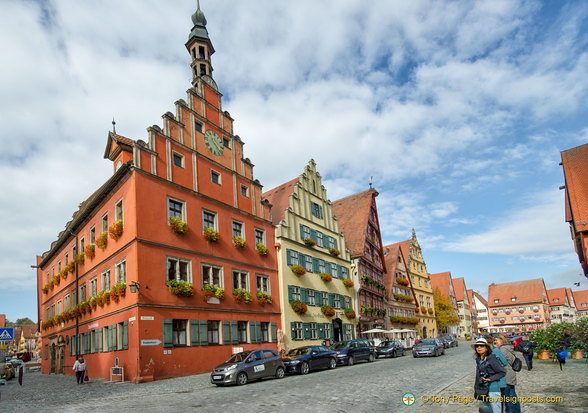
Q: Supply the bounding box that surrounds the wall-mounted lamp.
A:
[129,281,141,294]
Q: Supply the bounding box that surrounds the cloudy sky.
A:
[1,0,587,322]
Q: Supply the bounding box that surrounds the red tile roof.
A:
[572,289,588,310]
[332,189,377,258]
[382,242,410,297]
[467,289,476,312]
[546,287,569,306]
[430,272,452,298]
[110,132,135,147]
[472,291,488,308]
[453,277,466,302]
[561,142,588,232]
[487,278,547,307]
[398,240,412,264]
[262,177,300,226]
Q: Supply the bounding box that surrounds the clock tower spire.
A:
[186,0,215,86]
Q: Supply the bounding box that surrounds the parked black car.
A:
[413,338,445,357]
[282,345,337,374]
[437,336,450,349]
[376,340,405,358]
[331,339,376,366]
[444,336,458,347]
[210,349,285,386]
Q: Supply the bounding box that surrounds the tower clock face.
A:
[204,129,223,156]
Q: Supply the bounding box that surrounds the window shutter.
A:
[334,238,338,249]
[329,293,335,307]
[310,229,318,242]
[231,321,238,344]
[286,249,293,266]
[123,321,128,350]
[325,262,332,275]
[199,320,208,345]
[288,285,294,301]
[298,253,305,267]
[251,321,260,344]
[303,323,311,339]
[223,320,230,344]
[271,322,277,342]
[163,319,173,348]
[318,324,325,339]
[98,328,103,353]
[313,258,319,273]
[190,320,199,346]
[316,292,323,306]
[301,288,308,304]
[319,205,323,218]
[290,322,296,340]
[330,324,335,339]
[69,337,72,356]
[106,327,112,351]
[300,224,305,240]
[337,265,343,278]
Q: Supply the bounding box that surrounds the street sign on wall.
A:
[0,328,14,341]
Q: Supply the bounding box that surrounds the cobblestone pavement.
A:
[1,344,585,412]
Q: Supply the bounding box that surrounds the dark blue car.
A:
[282,345,337,374]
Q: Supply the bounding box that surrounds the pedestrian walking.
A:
[554,328,572,370]
[473,338,506,413]
[518,335,536,370]
[72,356,87,385]
[485,336,507,412]
[494,334,522,413]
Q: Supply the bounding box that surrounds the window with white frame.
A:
[79,283,86,302]
[334,295,341,309]
[89,277,98,298]
[323,323,332,339]
[201,263,222,287]
[232,220,243,237]
[260,322,269,342]
[64,294,70,311]
[291,286,301,301]
[115,199,123,222]
[202,209,217,230]
[256,274,270,293]
[211,170,221,185]
[322,292,329,304]
[293,322,303,340]
[327,237,336,249]
[65,253,69,265]
[344,324,354,341]
[168,258,191,283]
[207,320,219,344]
[311,202,322,218]
[344,296,351,308]
[56,300,62,315]
[101,269,111,291]
[254,228,265,245]
[115,259,126,283]
[50,304,55,317]
[46,272,49,284]
[240,185,249,197]
[304,255,313,272]
[288,250,299,265]
[316,232,324,247]
[238,321,248,343]
[309,322,318,339]
[232,270,248,291]
[307,289,316,305]
[173,319,187,346]
[168,198,185,219]
[301,225,311,240]
[330,264,337,278]
[45,307,50,321]
[172,152,184,168]
[89,226,95,245]
[101,213,108,233]
[317,259,325,273]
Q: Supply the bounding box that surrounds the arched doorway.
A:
[332,318,343,342]
[422,326,427,338]
[50,344,56,374]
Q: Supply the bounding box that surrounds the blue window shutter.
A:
[299,253,305,267]
[310,229,317,242]
[251,321,260,344]
[286,249,293,266]
[301,288,308,303]
[106,327,112,351]
[290,322,296,340]
[300,224,305,239]
[223,320,230,344]
[318,324,325,339]
[337,265,343,278]
[288,285,294,301]
[313,258,319,273]
[199,320,208,345]
[334,238,338,249]
[316,292,323,306]
[319,205,323,218]
[163,319,173,348]
[325,262,332,275]
[256,322,262,343]
[123,321,128,350]
[98,328,103,353]
[329,293,335,307]
[190,320,199,346]
[231,321,238,344]
[271,322,277,342]
[330,324,335,338]
[303,323,311,339]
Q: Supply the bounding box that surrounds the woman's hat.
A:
[472,338,492,350]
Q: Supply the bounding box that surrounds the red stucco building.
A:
[36,4,280,382]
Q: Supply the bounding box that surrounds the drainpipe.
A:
[69,229,79,356]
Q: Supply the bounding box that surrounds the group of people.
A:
[473,334,535,413]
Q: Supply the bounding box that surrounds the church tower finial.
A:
[186,0,215,86]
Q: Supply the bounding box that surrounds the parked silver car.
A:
[210,349,285,386]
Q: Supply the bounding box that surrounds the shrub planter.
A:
[572,350,584,359]
[537,350,550,360]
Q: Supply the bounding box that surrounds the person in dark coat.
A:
[518,335,537,370]
[473,338,506,413]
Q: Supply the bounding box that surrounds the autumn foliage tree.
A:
[433,287,460,331]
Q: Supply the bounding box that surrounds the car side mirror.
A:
[312,352,318,356]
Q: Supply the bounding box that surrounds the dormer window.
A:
[494,299,499,304]
[554,298,559,303]
[198,46,206,59]
[511,297,516,302]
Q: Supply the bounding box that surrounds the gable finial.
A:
[112,118,116,133]
[369,176,373,189]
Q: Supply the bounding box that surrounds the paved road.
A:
[2,344,473,412]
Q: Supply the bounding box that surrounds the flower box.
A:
[85,244,96,260]
[289,265,306,276]
[203,227,219,242]
[167,280,195,297]
[257,291,273,306]
[233,289,252,304]
[202,285,224,301]
[232,235,247,248]
[344,308,356,319]
[97,232,108,250]
[505,311,511,315]
[303,238,316,247]
[53,274,60,285]
[533,309,539,313]
[321,305,335,317]
[290,299,307,315]
[74,253,85,265]
[109,220,124,240]
[427,308,434,315]
[110,282,127,303]
[169,216,188,234]
[342,279,354,288]
[319,272,333,282]
[500,320,505,323]
[256,243,269,256]
[328,248,340,256]
[534,317,540,322]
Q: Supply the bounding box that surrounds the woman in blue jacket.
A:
[473,338,506,413]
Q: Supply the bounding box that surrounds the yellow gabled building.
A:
[264,160,355,351]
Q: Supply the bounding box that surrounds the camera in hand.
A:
[478,371,490,386]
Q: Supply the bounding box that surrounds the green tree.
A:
[15,317,35,327]
[433,287,460,331]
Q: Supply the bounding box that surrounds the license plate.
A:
[212,375,222,380]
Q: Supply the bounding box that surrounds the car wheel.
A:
[413,354,417,358]
[368,354,375,362]
[391,350,396,358]
[275,366,285,379]
[442,349,445,355]
[329,358,337,369]
[348,356,354,366]
[401,350,405,356]
[236,372,248,386]
[300,362,310,375]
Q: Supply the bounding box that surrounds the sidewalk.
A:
[418,358,588,412]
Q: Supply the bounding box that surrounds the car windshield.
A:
[331,341,350,350]
[225,351,251,363]
[287,347,310,356]
[445,336,453,340]
[377,341,393,347]
[418,339,436,345]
